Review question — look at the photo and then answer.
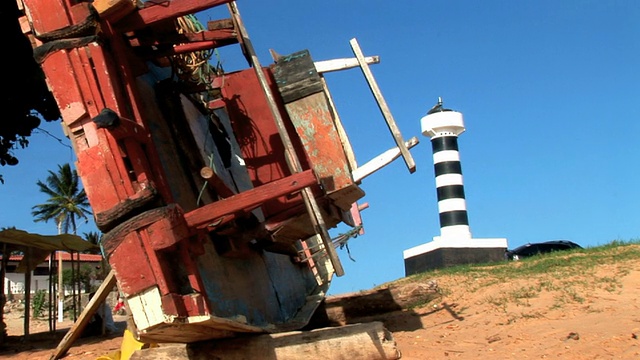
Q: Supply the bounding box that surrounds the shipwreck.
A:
[18,0,418,343]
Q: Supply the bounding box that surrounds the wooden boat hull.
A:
[19,0,416,343]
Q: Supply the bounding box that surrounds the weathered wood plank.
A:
[314,55,380,74]
[271,49,324,103]
[352,136,420,183]
[272,49,364,211]
[229,2,346,276]
[184,169,318,229]
[130,321,401,360]
[281,91,365,210]
[50,271,117,360]
[22,0,71,36]
[118,0,233,32]
[319,76,358,172]
[350,38,417,174]
[322,281,440,326]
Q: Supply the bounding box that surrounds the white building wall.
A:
[3,261,103,295]
[4,272,52,295]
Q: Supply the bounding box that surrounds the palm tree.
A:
[31,163,91,234]
[31,163,92,322]
[82,231,103,255]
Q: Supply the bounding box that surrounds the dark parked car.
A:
[505,240,582,260]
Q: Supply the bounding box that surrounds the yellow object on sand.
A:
[95,329,157,360]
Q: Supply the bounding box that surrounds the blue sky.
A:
[1,1,639,296]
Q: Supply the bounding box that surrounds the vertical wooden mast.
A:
[227,1,345,276]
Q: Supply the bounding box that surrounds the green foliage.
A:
[31,163,91,234]
[61,265,99,293]
[83,231,103,255]
[32,290,47,318]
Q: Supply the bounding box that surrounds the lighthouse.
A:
[424,98,471,240]
[403,99,508,275]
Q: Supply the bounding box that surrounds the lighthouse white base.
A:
[403,237,508,276]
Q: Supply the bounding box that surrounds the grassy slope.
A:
[382,239,640,316]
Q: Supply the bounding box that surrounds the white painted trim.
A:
[403,237,509,259]
[128,286,166,330]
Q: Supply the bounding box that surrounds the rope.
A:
[174,15,215,85]
[334,225,363,262]
[300,225,363,263]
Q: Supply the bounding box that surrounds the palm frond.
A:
[31,163,92,234]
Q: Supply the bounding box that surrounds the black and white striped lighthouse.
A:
[403,98,507,275]
[424,98,471,240]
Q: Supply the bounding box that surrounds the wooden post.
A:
[23,247,32,339]
[0,243,7,345]
[350,38,416,174]
[55,219,64,323]
[228,1,344,276]
[71,252,76,321]
[58,249,63,323]
[48,252,55,332]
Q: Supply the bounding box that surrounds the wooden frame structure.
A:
[18,0,417,345]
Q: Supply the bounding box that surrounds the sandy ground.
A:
[387,260,640,359]
[2,258,640,360]
[1,312,128,360]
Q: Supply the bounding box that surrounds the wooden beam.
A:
[50,270,117,360]
[200,166,236,198]
[130,28,236,47]
[129,321,400,360]
[350,38,416,174]
[352,136,420,183]
[128,29,238,52]
[314,56,380,74]
[185,169,318,229]
[118,0,234,32]
[322,282,440,326]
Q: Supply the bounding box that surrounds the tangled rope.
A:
[174,14,220,85]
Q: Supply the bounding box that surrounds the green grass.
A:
[389,238,640,313]
[405,238,640,281]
